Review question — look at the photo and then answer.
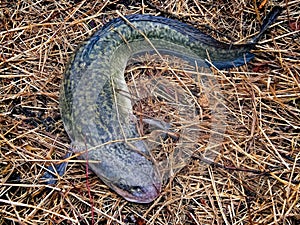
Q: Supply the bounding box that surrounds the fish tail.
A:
[250,6,283,43]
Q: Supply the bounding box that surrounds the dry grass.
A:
[1,0,300,224]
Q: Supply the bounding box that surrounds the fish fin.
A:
[42,152,72,185]
[250,6,283,43]
[210,52,255,69]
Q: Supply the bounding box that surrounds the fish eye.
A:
[116,179,144,196]
[130,186,143,195]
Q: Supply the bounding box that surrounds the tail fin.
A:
[250,6,283,43]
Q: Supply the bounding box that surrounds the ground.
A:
[0,0,299,224]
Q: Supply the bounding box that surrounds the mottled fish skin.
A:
[60,7,282,203]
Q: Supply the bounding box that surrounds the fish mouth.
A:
[110,181,161,204]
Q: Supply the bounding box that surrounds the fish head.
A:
[90,141,162,203]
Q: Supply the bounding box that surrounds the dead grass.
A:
[0,0,299,224]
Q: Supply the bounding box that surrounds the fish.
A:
[46,6,282,203]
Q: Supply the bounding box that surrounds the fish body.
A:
[59,7,282,203]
